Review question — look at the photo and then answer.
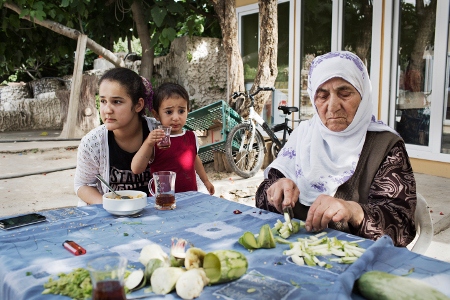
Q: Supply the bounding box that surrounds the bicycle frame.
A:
[227,86,298,178]
[237,96,283,154]
[239,88,286,152]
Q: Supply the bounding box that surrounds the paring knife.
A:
[283,206,294,231]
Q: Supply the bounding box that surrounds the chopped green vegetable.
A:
[272,218,304,239]
[238,231,259,249]
[125,269,145,291]
[26,271,32,276]
[145,258,166,281]
[282,234,366,268]
[238,224,276,250]
[124,232,129,236]
[42,268,92,300]
[203,250,248,284]
[290,279,301,288]
[184,247,206,270]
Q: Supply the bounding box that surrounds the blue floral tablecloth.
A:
[0,191,449,299]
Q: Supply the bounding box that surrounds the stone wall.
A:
[153,36,227,109]
[0,36,228,132]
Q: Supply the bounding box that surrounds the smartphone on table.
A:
[0,213,47,230]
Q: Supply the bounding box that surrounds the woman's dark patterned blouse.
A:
[255,140,417,247]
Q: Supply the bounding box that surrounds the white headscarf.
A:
[265,51,397,206]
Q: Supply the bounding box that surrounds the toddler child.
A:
[131,82,215,195]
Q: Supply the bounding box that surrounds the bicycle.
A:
[225,86,299,178]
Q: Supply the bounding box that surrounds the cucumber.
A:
[355,271,450,300]
[125,269,145,291]
[238,232,259,249]
[238,224,276,250]
[145,258,165,282]
[203,250,248,284]
[257,224,276,249]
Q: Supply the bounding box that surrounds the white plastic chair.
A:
[409,192,434,254]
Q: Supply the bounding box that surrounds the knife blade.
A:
[283,206,294,231]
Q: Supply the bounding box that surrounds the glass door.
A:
[442,43,450,153]
[298,0,373,121]
[394,0,436,146]
[298,0,333,120]
[343,0,373,73]
[238,1,293,127]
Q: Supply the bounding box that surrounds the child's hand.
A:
[145,129,165,146]
[205,181,215,195]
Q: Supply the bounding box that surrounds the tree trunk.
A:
[56,74,100,136]
[131,0,154,79]
[210,0,245,108]
[406,0,436,93]
[3,2,124,68]
[354,2,372,66]
[243,0,278,116]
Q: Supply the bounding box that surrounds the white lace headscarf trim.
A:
[265,51,397,206]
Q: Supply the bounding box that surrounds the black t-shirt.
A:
[108,119,151,195]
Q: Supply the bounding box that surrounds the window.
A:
[394,0,436,147]
[239,1,292,127]
[299,0,333,120]
[343,0,373,73]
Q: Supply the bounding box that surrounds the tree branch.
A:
[4,1,124,67]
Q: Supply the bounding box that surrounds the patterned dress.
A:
[256,141,417,247]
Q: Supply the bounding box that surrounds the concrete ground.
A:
[0,129,449,263]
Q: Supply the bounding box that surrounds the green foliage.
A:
[151,6,167,27]
[1,0,220,83]
[114,37,143,56]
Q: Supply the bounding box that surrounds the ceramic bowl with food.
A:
[102,190,148,216]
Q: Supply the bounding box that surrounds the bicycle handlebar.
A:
[232,86,275,99]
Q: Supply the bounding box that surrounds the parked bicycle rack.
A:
[184,100,242,163]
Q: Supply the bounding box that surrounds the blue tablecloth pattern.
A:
[1,192,449,299]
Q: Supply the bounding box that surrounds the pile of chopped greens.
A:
[42,268,92,300]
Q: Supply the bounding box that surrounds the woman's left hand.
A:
[305,195,364,232]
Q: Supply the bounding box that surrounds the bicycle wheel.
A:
[225,123,265,178]
[271,142,282,158]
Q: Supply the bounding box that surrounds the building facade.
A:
[236,0,450,178]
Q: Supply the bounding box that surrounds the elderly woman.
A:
[256,51,416,247]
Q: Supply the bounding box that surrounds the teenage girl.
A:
[74,67,159,206]
[131,82,215,195]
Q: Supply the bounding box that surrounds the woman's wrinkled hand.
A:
[305,195,364,232]
[266,178,300,213]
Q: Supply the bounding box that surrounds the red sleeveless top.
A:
[150,130,198,192]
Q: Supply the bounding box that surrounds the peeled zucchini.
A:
[125,269,145,291]
[238,224,276,250]
[203,250,248,284]
[355,271,450,300]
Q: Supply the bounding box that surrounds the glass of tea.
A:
[87,255,128,300]
[157,125,171,149]
[148,171,176,210]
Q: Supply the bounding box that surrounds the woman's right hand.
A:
[266,178,300,213]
